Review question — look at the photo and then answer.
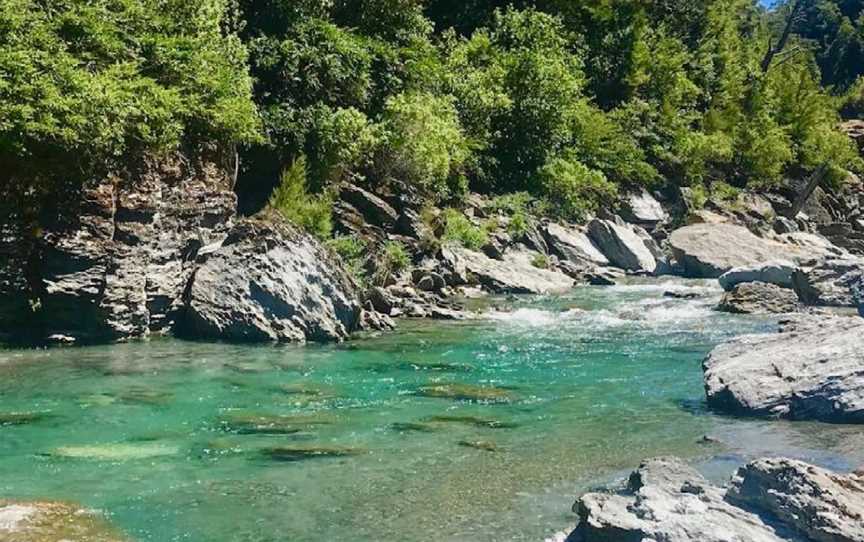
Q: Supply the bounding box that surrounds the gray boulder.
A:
[339,184,398,230]
[0,499,127,541]
[719,260,797,291]
[543,223,609,267]
[620,189,668,230]
[717,282,801,314]
[587,219,658,274]
[568,456,864,542]
[793,257,864,307]
[568,457,797,542]
[727,457,864,542]
[703,316,864,422]
[440,245,573,294]
[669,223,800,278]
[182,217,362,342]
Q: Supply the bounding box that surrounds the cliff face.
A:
[0,146,365,345]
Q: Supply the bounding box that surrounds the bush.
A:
[377,92,469,200]
[327,235,368,285]
[507,211,530,237]
[530,253,549,269]
[537,154,618,219]
[442,208,488,250]
[310,106,381,187]
[268,156,333,239]
[372,240,412,285]
[840,77,864,119]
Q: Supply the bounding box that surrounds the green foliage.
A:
[309,106,381,187]
[268,156,333,239]
[378,92,469,199]
[0,0,259,190]
[442,208,488,250]
[507,211,530,237]
[372,240,411,285]
[327,235,368,285]
[530,253,549,269]
[537,153,618,220]
[840,77,864,119]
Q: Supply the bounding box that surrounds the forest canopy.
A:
[2,0,864,221]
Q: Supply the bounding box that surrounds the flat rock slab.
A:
[717,281,801,314]
[703,316,864,422]
[543,223,609,266]
[441,246,574,294]
[793,257,864,307]
[670,224,803,278]
[719,260,797,291]
[568,456,864,542]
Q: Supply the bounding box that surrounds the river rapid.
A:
[2,278,863,541]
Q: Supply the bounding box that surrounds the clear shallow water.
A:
[2,278,863,541]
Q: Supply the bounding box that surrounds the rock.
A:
[51,442,179,460]
[457,440,498,452]
[703,316,864,422]
[412,270,446,292]
[841,119,864,153]
[367,287,396,314]
[620,189,668,230]
[0,147,237,344]
[585,267,624,286]
[818,222,864,256]
[0,412,52,426]
[717,282,801,314]
[339,184,398,230]
[719,260,797,291]
[439,245,574,294]
[687,209,731,224]
[516,223,549,255]
[793,257,864,307]
[774,216,799,234]
[587,219,658,274]
[568,457,792,542]
[568,456,864,542]
[543,223,609,266]
[664,291,700,299]
[181,217,362,343]
[669,223,802,278]
[424,415,518,429]
[415,383,514,403]
[727,457,864,542]
[390,421,439,433]
[261,445,365,462]
[219,413,334,435]
[0,500,127,541]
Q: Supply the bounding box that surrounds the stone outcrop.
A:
[180,216,362,342]
[567,456,864,542]
[727,458,864,542]
[669,223,800,278]
[0,500,127,541]
[793,257,864,307]
[703,316,864,422]
[620,189,668,230]
[719,260,797,291]
[587,219,658,274]
[717,282,801,314]
[440,245,574,294]
[542,223,609,267]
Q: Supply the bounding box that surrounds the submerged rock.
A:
[717,282,801,314]
[457,440,498,452]
[425,415,517,429]
[703,316,864,422]
[792,257,864,307]
[568,456,864,542]
[669,223,800,278]
[415,383,515,403]
[390,422,439,433]
[0,412,52,426]
[181,217,362,343]
[260,445,365,462]
[219,413,335,435]
[0,500,127,541]
[51,442,179,460]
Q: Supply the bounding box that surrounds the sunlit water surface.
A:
[2,278,863,541]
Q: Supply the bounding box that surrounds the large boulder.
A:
[440,245,573,294]
[703,316,864,422]
[542,223,609,267]
[568,457,793,542]
[719,260,797,291]
[568,456,864,542]
[669,223,801,278]
[727,458,864,542]
[793,257,864,307]
[181,217,362,342]
[0,500,127,541]
[620,189,668,230]
[717,282,801,314]
[587,219,658,274]
[338,184,398,230]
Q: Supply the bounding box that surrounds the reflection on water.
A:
[1,278,861,541]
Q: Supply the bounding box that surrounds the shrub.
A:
[507,211,530,237]
[442,208,488,250]
[268,156,333,239]
[530,253,549,269]
[840,77,864,119]
[536,154,617,220]
[310,106,381,187]
[372,240,412,285]
[327,235,368,285]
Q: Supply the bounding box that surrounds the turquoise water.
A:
[2,279,863,541]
